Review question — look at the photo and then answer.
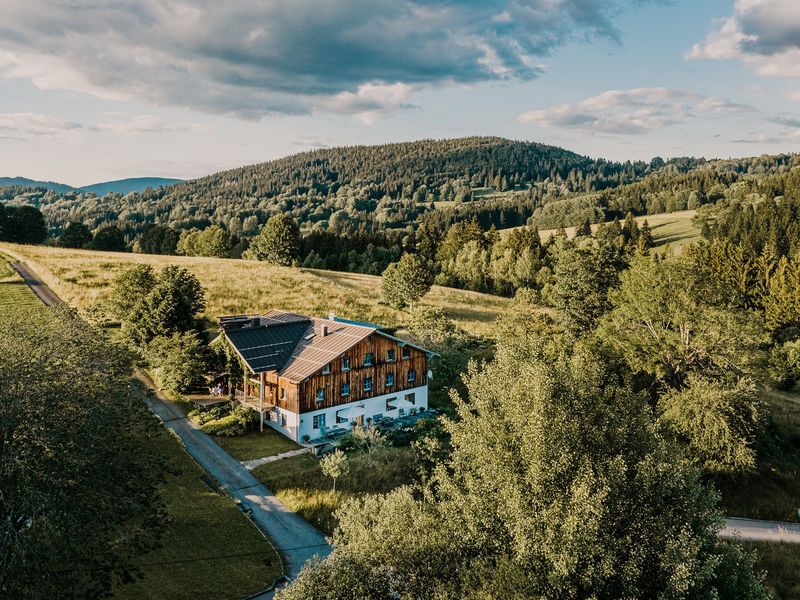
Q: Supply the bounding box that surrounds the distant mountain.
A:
[0,177,78,194]
[80,177,183,196]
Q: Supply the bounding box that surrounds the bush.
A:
[199,404,255,436]
[201,414,245,436]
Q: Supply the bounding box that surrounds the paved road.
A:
[720,517,800,543]
[11,261,62,306]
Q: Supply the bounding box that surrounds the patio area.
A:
[306,408,438,451]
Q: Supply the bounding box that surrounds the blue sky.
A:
[1,0,799,186]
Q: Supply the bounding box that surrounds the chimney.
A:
[328,312,336,321]
[322,324,329,337]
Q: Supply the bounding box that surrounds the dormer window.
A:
[342,356,350,371]
[386,372,395,387]
[387,349,396,362]
[364,377,373,392]
[402,346,411,359]
[364,352,374,366]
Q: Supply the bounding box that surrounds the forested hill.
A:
[1,137,670,237]
[165,136,641,202]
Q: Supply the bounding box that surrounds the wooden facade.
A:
[297,332,428,414]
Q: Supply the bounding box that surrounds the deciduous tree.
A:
[245,214,300,266]
[380,253,433,309]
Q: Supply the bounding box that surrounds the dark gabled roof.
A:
[221,309,434,381]
[224,318,312,373]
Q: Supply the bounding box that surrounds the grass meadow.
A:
[500,209,701,250]
[0,243,508,337]
[253,447,416,536]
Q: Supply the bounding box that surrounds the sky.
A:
[1,0,800,186]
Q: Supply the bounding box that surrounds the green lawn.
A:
[253,447,416,535]
[716,388,800,523]
[113,384,282,599]
[0,254,40,309]
[742,542,800,599]
[215,428,301,462]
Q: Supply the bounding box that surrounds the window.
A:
[364,352,373,366]
[402,346,411,359]
[386,372,395,387]
[405,392,416,405]
[363,377,373,392]
[281,414,287,427]
[313,413,326,429]
[408,369,416,383]
[341,383,350,397]
[322,363,330,375]
[385,397,397,411]
[342,356,350,371]
[336,412,348,424]
[281,388,287,400]
[387,349,396,362]
[316,388,324,403]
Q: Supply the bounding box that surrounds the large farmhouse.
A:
[219,309,433,443]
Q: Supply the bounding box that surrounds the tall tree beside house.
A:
[380,253,434,309]
[244,214,300,266]
[277,340,768,599]
[59,221,93,248]
[110,264,205,347]
[0,304,164,599]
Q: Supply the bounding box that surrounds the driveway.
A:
[136,370,331,580]
[11,260,62,306]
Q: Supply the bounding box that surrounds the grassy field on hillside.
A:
[0,244,507,337]
[501,210,701,250]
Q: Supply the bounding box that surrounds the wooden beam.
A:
[259,372,266,432]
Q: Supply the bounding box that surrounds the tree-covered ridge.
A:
[2,137,658,238]
[530,153,800,229]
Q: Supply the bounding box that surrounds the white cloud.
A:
[0,112,83,140]
[688,0,800,78]
[92,115,211,137]
[517,88,753,135]
[0,0,647,121]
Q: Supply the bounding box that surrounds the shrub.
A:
[201,414,245,436]
[199,404,255,436]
